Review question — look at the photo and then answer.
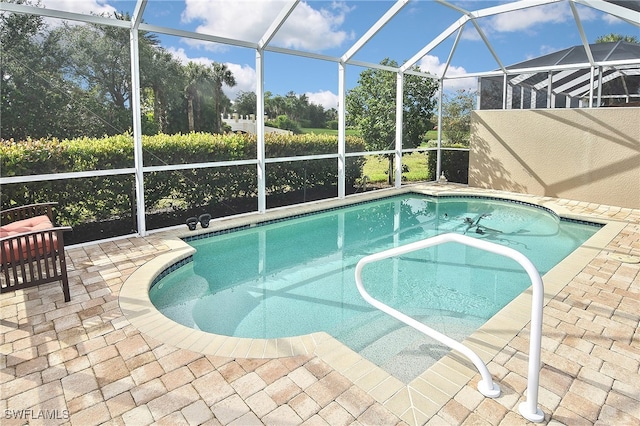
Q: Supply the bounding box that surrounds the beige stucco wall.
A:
[469,108,640,209]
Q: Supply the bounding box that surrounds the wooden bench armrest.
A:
[1,203,59,223]
[1,226,73,264]
[0,226,73,242]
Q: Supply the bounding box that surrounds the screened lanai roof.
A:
[606,0,640,12]
[1,0,639,234]
[2,0,639,87]
[493,41,640,105]
[510,41,640,70]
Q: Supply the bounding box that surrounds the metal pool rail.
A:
[354,232,545,423]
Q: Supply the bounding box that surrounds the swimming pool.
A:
[149,194,599,380]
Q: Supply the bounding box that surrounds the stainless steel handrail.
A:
[354,232,545,422]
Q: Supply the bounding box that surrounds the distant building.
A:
[221,114,292,135]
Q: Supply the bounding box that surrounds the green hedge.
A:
[1,133,365,227]
[427,146,469,184]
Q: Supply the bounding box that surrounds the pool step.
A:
[335,310,485,384]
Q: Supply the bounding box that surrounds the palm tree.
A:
[595,33,639,43]
[146,50,183,133]
[211,62,236,133]
[183,62,213,132]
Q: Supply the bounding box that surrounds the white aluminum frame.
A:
[354,232,545,422]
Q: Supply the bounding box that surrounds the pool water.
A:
[150,195,599,381]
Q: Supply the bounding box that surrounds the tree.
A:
[346,58,438,184]
[234,91,257,116]
[0,0,111,140]
[54,18,130,133]
[595,33,639,43]
[325,108,338,122]
[265,92,285,118]
[51,12,163,135]
[441,89,475,147]
[183,62,214,132]
[283,91,307,123]
[262,90,327,130]
[307,103,327,128]
[267,115,301,133]
[1,1,54,140]
[143,49,185,134]
[210,62,236,133]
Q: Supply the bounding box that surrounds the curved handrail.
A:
[354,232,545,422]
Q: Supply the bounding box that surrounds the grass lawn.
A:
[300,128,434,183]
[424,129,438,141]
[363,152,431,183]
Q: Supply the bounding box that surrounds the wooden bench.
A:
[1,203,72,301]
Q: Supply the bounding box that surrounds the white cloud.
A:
[224,63,257,100]
[602,13,626,25]
[489,3,573,33]
[486,2,597,34]
[181,0,353,52]
[166,47,212,66]
[306,90,339,110]
[41,0,116,16]
[418,55,475,91]
[38,0,117,27]
[461,24,482,42]
[182,0,279,42]
[273,1,354,51]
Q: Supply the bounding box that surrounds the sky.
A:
[33,0,638,109]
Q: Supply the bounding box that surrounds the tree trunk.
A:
[187,97,194,132]
[214,86,222,134]
[153,86,165,133]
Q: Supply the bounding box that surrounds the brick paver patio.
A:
[1,186,638,425]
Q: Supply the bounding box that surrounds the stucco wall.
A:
[469,108,640,209]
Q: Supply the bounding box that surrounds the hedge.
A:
[1,133,366,228]
[427,146,469,184]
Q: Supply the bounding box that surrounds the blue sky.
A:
[38,0,637,109]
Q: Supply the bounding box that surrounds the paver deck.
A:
[1,185,639,425]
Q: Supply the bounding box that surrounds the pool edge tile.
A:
[384,387,414,424]
[230,338,253,358]
[214,336,239,357]
[246,339,267,358]
[411,385,448,416]
[200,334,228,356]
[369,376,405,403]
[354,364,394,392]
[410,377,458,406]
[263,339,279,358]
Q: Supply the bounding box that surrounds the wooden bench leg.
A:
[62,277,70,302]
[59,252,71,302]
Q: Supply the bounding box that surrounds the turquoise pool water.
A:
[150,195,599,381]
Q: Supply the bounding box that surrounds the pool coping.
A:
[118,184,625,424]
